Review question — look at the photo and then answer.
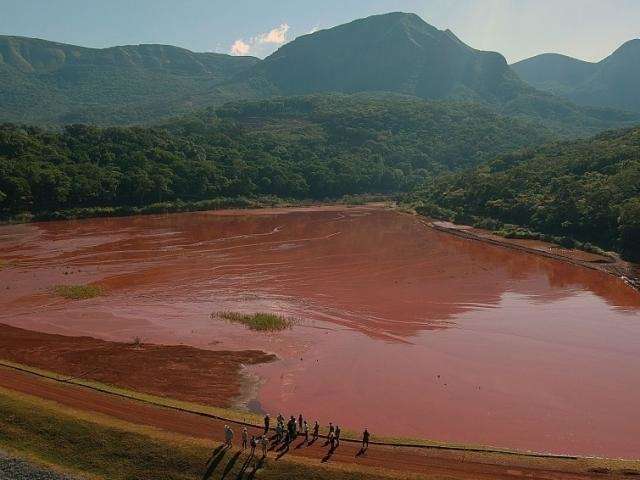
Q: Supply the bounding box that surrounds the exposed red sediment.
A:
[0,367,619,480]
[426,217,640,291]
[0,324,274,407]
[1,205,639,457]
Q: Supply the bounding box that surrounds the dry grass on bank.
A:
[0,387,401,480]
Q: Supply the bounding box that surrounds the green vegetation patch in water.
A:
[52,284,103,300]
[215,311,293,332]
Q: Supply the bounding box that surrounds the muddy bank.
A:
[3,368,637,479]
[424,217,640,292]
[0,324,275,408]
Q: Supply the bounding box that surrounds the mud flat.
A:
[427,217,640,292]
[0,324,274,407]
[1,205,639,458]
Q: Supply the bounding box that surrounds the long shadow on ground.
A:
[202,445,229,480]
[221,451,241,479]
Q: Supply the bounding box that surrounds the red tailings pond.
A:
[1,206,639,458]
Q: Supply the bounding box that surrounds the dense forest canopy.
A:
[0,94,553,218]
[1,12,640,261]
[414,127,640,260]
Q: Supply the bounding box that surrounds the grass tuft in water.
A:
[215,311,293,332]
[53,284,103,300]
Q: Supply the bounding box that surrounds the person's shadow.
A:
[202,445,229,479]
[321,445,336,463]
[356,446,368,457]
[276,442,290,460]
[220,451,241,479]
[246,456,265,479]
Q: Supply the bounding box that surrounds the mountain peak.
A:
[250,12,517,102]
[608,38,640,58]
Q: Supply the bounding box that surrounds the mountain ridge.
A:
[0,12,637,132]
[512,39,640,112]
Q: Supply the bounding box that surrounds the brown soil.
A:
[0,324,275,407]
[0,366,629,480]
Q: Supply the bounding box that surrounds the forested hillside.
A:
[1,14,637,136]
[415,127,640,260]
[0,35,258,125]
[237,12,635,137]
[0,94,552,218]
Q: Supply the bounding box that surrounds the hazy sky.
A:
[1,0,639,63]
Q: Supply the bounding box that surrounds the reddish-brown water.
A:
[1,206,639,458]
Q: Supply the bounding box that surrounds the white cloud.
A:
[230,39,250,56]
[229,23,291,57]
[256,23,290,45]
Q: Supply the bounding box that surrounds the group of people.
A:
[221,414,371,459]
[224,424,268,457]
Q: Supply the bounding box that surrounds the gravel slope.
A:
[0,451,79,480]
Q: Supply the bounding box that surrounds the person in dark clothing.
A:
[298,414,303,430]
[362,429,370,451]
[291,420,297,440]
[242,427,248,450]
[328,422,334,435]
[287,416,296,443]
[335,425,341,447]
[250,436,257,456]
[264,414,270,434]
[313,421,320,440]
[328,430,335,450]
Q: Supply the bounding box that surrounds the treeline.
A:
[414,127,640,260]
[0,94,551,219]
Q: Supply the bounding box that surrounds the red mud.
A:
[0,367,620,480]
[1,205,639,458]
[0,324,274,407]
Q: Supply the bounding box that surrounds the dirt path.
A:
[0,366,613,480]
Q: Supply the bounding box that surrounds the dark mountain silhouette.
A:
[513,39,640,112]
[244,12,525,103]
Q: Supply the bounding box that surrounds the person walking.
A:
[275,422,283,444]
[328,429,335,451]
[224,425,234,447]
[313,420,320,440]
[242,427,248,450]
[287,416,296,443]
[261,435,269,457]
[264,414,270,434]
[298,414,303,431]
[277,413,285,425]
[303,420,309,445]
[335,425,341,448]
[362,428,370,451]
[250,435,257,456]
